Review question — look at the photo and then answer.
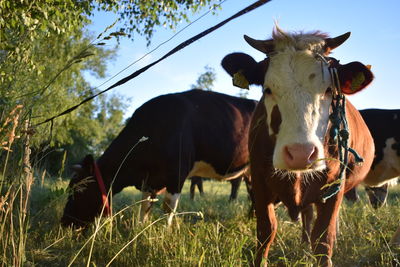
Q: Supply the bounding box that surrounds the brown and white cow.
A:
[345,109,400,208]
[222,26,374,266]
[61,89,257,228]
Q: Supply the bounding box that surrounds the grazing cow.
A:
[222,26,374,266]
[61,89,257,227]
[345,109,400,208]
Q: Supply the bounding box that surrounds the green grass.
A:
[10,180,400,266]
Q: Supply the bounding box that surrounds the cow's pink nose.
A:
[283,143,318,170]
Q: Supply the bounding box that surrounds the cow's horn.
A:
[244,35,274,54]
[325,32,351,51]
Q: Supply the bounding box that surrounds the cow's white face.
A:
[264,49,332,171]
[221,27,374,172]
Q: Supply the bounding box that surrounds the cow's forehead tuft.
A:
[271,27,328,54]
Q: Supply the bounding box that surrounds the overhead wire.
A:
[93,0,229,91]
[35,0,272,126]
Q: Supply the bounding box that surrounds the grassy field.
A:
[3,178,400,266]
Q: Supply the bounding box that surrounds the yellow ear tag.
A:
[233,72,249,89]
[351,72,365,91]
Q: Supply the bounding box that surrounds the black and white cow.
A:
[345,109,400,208]
[61,89,257,227]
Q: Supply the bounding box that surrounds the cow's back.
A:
[98,89,257,192]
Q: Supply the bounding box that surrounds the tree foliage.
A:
[0,24,126,175]
[0,0,221,67]
[191,65,217,91]
[237,89,249,99]
[0,0,92,76]
[96,0,221,43]
[1,1,116,176]
[0,0,222,177]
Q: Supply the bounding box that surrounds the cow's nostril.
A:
[309,146,318,162]
[284,146,294,161]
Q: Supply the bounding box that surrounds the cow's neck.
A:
[95,122,144,194]
[96,150,132,195]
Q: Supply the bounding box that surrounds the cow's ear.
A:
[337,62,373,94]
[221,53,268,89]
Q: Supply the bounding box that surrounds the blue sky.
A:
[85,0,400,117]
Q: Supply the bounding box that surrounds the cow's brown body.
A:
[221,27,374,266]
[249,95,374,265]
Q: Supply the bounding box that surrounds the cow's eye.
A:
[264,88,272,95]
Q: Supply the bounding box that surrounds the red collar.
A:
[93,162,112,216]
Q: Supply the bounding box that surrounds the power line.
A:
[35,0,272,126]
[93,0,229,91]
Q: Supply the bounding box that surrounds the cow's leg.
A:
[311,190,344,267]
[254,201,277,267]
[344,186,359,203]
[140,191,157,222]
[301,204,314,244]
[229,177,242,201]
[190,178,197,200]
[252,174,277,266]
[365,183,389,209]
[163,191,181,226]
[197,178,204,197]
[190,177,204,200]
[244,175,255,217]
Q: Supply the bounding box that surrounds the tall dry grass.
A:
[3,179,398,267]
[0,106,35,267]
[0,114,399,266]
